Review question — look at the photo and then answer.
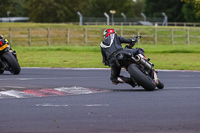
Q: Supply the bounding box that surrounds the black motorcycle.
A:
[0,39,20,74]
[115,36,164,91]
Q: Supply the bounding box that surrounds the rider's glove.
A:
[125,41,135,49]
[125,36,141,49]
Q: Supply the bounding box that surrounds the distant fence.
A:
[84,22,200,27]
[0,27,200,46]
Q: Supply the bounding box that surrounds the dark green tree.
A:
[25,0,142,22]
[182,2,197,22]
[26,0,70,22]
[144,0,185,22]
[133,0,145,18]
[1,0,144,23]
[182,0,200,22]
[25,0,93,22]
[0,0,26,17]
[88,0,137,17]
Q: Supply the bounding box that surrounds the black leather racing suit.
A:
[100,34,137,86]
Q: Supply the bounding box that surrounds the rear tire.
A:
[2,52,20,74]
[128,64,156,91]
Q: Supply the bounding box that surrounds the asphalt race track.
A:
[0,68,200,133]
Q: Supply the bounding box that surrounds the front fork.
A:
[153,70,159,84]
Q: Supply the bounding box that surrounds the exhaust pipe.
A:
[133,54,153,70]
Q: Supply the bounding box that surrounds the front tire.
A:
[128,64,156,91]
[2,52,20,74]
[157,80,164,89]
[0,69,4,74]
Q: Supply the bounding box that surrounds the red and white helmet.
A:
[103,29,116,38]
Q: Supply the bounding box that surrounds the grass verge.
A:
[14,45,200,70]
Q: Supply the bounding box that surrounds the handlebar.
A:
[125,36,142,49]
[132,36,142,42]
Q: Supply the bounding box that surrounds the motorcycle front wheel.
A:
[128,64,156,91]
[0,69,4,74]
[157,80,164,89]
[2,52,21,74]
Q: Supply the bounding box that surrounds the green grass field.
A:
[14,45,200,70]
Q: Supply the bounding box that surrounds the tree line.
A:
[0,0,200,23]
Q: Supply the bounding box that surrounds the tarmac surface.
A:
[0,68,200,133]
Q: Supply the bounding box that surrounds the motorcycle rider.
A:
[0,35,13,51]
[0,35,9,44]
[0,35,16,56]
[100,29,144,87]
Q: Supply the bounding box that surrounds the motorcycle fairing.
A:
[0,43,8,51]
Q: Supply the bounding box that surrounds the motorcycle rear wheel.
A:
[128,64,156,91]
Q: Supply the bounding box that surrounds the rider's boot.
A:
[112,77,124,85]
[119,76,136,88]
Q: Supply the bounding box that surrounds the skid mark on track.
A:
[23,89,68,97]
[0,90,38,98]
[0,86,109,99]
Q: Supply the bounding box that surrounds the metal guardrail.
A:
[0,27,200,46]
